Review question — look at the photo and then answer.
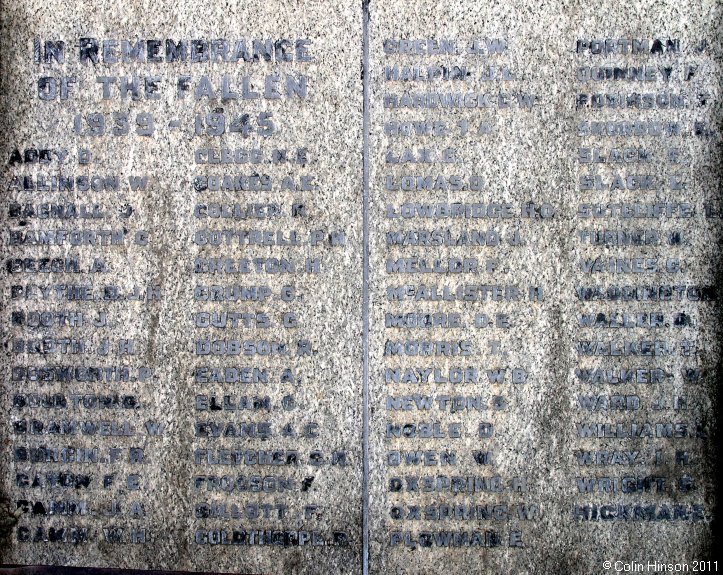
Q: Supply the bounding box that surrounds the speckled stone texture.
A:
[369,1,721,574]
[0,1,362,573]
[0,0,721,574]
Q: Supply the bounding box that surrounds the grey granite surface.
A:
[0,0,720,573]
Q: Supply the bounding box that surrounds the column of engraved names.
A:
[379,37,546,552]
[3,36,164,553]
[189,38,355,552]
[572,37,718,528]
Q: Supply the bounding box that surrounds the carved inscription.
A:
[1,8,364,572]
[377,35,544,553]
[572,36,716,525]
[0,2,719,574]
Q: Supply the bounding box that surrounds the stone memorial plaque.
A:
[0,1,363,573]
[0,0,720,574]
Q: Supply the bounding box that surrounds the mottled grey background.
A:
[1,0,721,574]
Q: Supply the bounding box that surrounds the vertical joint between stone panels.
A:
[361,0,371,574]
